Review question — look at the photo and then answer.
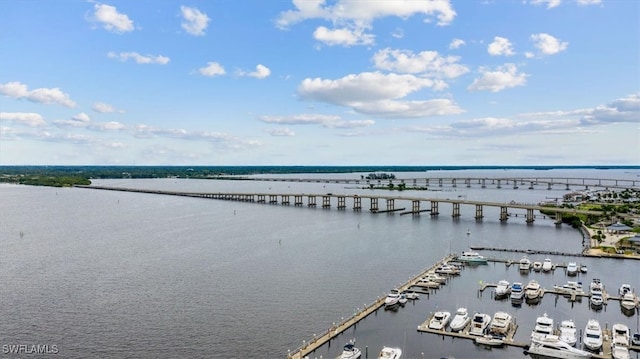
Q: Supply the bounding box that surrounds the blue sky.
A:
[1,0,638,165]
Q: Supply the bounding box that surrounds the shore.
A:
[582,224,640,259]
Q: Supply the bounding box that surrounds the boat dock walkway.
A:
[417,313,525,347]
[286,254,455,359]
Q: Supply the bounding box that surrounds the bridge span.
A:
[78,185,604,224]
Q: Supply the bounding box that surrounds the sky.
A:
[0,0,639,166]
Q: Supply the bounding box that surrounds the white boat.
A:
[559,319,578,347]
[589,279,603,295]
[619,284,631,296]
[566,262,578,276]
[428,311,451,330]
[580,264,588,273]
[531,313,554,340]
[519,256,531,272]
[528,334,593,359]
[525,279,543,300]
[475,334,504,347]
[495,280,510,298]
[589,293,603,308]
[633,332,640,346]
[469,313,491,336]
[416,278,440,289]
[403,291,419,300]
[435,264,460,275]
[488,311,512,334]
[612,323,630,347]
[398,292,407,305]
[611,344,630,359]
[533,261,543,272]
[554,281,584,295]
[542,258,553,272]
[449,307,471,332]
[336,341,362,359]
[620,292,636,310]
[378,346,402,359]
[422,272,446,284]
[384,290,400,308]
[457,250,487,264]
[510,282,524,301]
[583,319,603,352]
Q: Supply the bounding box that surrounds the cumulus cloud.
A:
[530,33,568,55]
[529,0,562,8]
[92,102,121,113]
[259,114,375,128]
[91,3,134,33]
[0,81,76,107]
[72,112,91,123]
[0,112,46,127]
[198,62,226,77]
[107,52,170,64]
[313,26,375,47]
[265,127,295,136]
[449,38,466,49]
[239,64,271,79]
[180,6,210,36]
[467,64,528,92]
[372,48,469,79]
[487,36,515,56]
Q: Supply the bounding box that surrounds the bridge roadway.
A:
[77,185,604,223]
[228,176,639,190]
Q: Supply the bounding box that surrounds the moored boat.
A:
[620,292,636,310]
[469,313,491,336]
[567,262,578,276]
[336,340,362,359]
[495,280,510,298]
[583,319,603,352]
[533,261,542,272]
[525,279,543,300]
[510,282,524,302]
[378,346,402,359]
[559,319,578,347]
[531,313,554,340]
[457,250,488,264]
[619,284,631,296]
[384,290,400,308]
[542,258,553,272]
[428,311,451,330]
[488,311,512,334]
[475,334,504,347]
[449,307,471,332]
[519,256,531,272]
[528,334,592,359]
[612,323,630,347]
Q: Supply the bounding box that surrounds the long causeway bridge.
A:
[77,185,604,223]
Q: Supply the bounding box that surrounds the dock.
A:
[286,254,456,359]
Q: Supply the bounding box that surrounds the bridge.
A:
[227,176,639,190]
[77,185,604,223]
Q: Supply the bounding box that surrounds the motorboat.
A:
[336,340,362,359]
[469,313,491,336]
[428,311,451,330]
[533,261,543,272]
[519,256,531,272]
[583,319,603,352]
[632,332,640,346]
[589,279,603,295]
[531,313,554,340]
[403,291,419,300]
[488,311,512,334]
[542,258,553,272]
[612,323,630,347]
[611,344,630,359]
[398,292,408,306]
[416,278,440,289]
[528,334,593,359]
[422,272,447,284]
[435,264,460,275]
[580,264,588,273]
[620,292,636,310]
[475,334,505,347]
[590,293,603,308]
[619,284,631,296]
[457,250,488,264]
[554,281,584,295]
[384,290,400,308]
[525,280,543,300]
[494,280,510,298]
[510,282,524,301]
[566,262,578,276]
[449,307,471,332]
[378,346,402,359]
[559,319,578,347]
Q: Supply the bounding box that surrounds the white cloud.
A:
[259,114,375,128]
[92,102,120,113]
[91,3,134,33]
[530,33,568,55]
[198,62,226,77]
[0,112,46,127]
[467,63,528,92]
[576,0,601,5]
[313,26,375,47]
[180,6,210,36]
[529,0,562,9]
[449,38,466,49]
[391,28,404,39]
[72,113,91,123]
[372,48,469,79]
[107,52,170,65]
[0,81,76,107]
[239,64,271,79]
[265,127,295,136]
[487,36,515,56]
[354,99,464,118]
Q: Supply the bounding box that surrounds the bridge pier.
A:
[322,196,331,208]
[452,202,460,217]
[529,181,535,190]
[481,179,486,188]
[269,195,278,204]
[386,199,395,211]
[555,211,563,225]
[496,179,501,189]
[307,195,316,207]
[475,205,484,220]
[547,183,552,190]
[513,181,518,189]
[430,201,439,216]
[411,200,420,214]
[452,178,457,188]
[294,195,303,206]
[526,209,535,223]
[353,196,362,211]
[258,194,265,203]
[282,195,290,205]
[370,198,379,212]
[500,207,508,222]
[337,196,346,209]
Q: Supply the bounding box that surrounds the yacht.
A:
[422,272,447,284]
[384,290,400,308]
[398,292,407,306]
[528,335,593,359]
[435,264,460,275]
[336,340,362,359]
[428,311,451,330]
[449,307,471,332]
[525,279,543,300]
[580,264,588,274]
[531,313,554,340]
[533,261,543,272]
[378,346,402,359]
[583,319,603,352]
[620,292,637,310]
[510,282,524,301]
[457,250,487,264]
[612,323,630,347]
[619,284,631,296]
[495,280,510,298]
[589,279,603,295]
[554,281,584,295]
[590,293,603,308]
[475,334,505,347]
[542,258,553,272]
[519,256,531,272]
[469,313,491,336]
[403,291,419,300]
[488,311,512,334]
[559,319,578,347]
[611,344,630,359]
[567,262,579,276]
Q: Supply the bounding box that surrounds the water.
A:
[0,169,638,358]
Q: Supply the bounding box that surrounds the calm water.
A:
[1,169,638,359]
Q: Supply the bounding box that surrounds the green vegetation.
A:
[9,175,91,187]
